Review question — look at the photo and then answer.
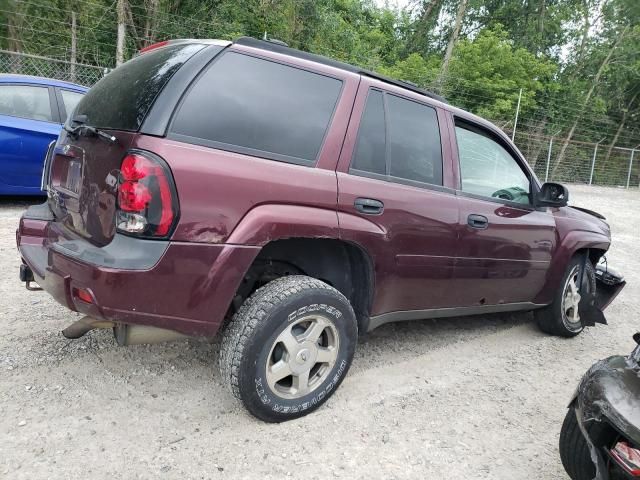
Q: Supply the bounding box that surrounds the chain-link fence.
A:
[0,50,106,87]
[513,130,639,188]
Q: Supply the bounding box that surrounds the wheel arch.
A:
[534,231,610,305]
[231,237,375,334]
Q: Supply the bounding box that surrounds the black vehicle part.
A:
[560,406,600,480]
[565,354,640,479]
[594,262,626,311]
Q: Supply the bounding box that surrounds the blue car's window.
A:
[0,85,53,122]
[73,43,203,131]
[60,90,84,121]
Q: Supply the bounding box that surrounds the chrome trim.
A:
[367,302,547,332]
[40,140,56,191]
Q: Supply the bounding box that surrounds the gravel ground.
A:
[1,184,638,479]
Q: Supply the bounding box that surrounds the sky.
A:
[374,0,413,10]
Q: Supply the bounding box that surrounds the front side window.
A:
[171,52,343,164]
[0,85,53,122]
[455,125,531,204]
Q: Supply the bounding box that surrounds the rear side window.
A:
[74,43,204,131]
[170,52,343,164]
[0,84,53,122]
[350,89,443,187]
[387,94,442,185]
[351,90,386,175]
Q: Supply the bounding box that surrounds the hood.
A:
[569,205,606,221]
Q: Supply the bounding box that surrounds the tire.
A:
[219,275,358,422]
[535,255,596,337]
[559,407,597,480]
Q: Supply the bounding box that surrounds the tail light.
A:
[116,151,178,238]
[611,441,640,476]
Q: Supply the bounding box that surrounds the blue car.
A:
[0,74,88,195]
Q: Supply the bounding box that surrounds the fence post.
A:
[545,136,554,182]
[627,149,636,189]
[511,88,522,142]
[589,140,603,186]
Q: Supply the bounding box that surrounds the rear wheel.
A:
[535,255,596,337]
[559,406,597,480]
[219,275,357,422]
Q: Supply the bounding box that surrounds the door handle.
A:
[354,197,384,215]
[467,214,489,230]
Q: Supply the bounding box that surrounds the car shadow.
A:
[0,195,45,208]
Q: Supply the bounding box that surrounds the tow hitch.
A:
[19,264,42,291]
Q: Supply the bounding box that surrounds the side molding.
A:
[368,302,546,331]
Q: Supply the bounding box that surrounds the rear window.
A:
[73,43,204,131]
[169,52,343,165]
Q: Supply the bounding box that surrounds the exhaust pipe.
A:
[62,316,114,339]
[113,324,187,346]
[62,317,187,345]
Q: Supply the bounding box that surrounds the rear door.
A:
[0,83,61,192]
[336,78,460,318]
[451,117,557,306]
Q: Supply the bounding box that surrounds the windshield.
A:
[72,43,204,131]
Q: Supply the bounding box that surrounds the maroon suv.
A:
[17,37,625,422]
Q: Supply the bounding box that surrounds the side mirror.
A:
[535,182,568,208]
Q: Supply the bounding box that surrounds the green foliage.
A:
[0,0,637,148]
[445,27,556,120]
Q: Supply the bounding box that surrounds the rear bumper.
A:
[17,203,260,336]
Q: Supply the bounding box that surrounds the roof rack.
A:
[233,36,446,104]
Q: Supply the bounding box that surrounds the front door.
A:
[451,119,557,306]
[336,80,459,319]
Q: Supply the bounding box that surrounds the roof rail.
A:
[233,36,446,104]
[360,71,446,103]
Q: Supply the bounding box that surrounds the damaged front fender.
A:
[579,262,626,327]
[594,263,626,312]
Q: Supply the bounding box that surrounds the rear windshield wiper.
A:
[64,114,117,144]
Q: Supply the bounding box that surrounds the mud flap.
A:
[579,255,625,327]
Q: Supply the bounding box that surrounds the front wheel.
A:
[535,255,596,337]
[219,275,358,422]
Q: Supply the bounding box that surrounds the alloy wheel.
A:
[265,314,339,399]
